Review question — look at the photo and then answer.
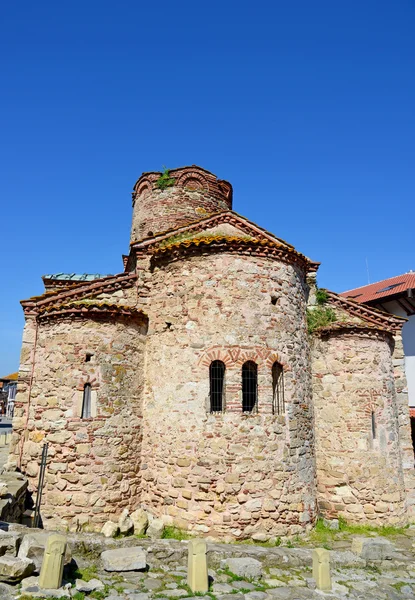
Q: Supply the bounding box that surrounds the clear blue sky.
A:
[1,1,414,374]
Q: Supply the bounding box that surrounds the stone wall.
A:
[138,251,316,539]
[130,166,233,243]
[392,333,415,517]
[10,314,147,531]
[312,328,407,524]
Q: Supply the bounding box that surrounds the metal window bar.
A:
[81,383,92,419]
[242,361,258,412]
[210,361,225,412]
[272,362,284,414]
[33,442,48,528]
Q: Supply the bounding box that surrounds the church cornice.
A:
[35,301,147,324]
[129,210,320,273]
[21,273,138,316]
[326,290,406,333]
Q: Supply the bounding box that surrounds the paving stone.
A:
[232,580,257,590]
[245,592,268,600]
[0,582,14,600]
[162,589,189,597]
[143,577,163,590]
[264,579,287,587]
[75,577,105,592]
[212,582,235,593]
[101,546,147,571]
[224,557,262,579]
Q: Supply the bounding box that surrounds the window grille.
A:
[272,362,284,414]
[371,411,376,439]
[210,361,225,412]
[81,383,92,419]
[242,361,258,412]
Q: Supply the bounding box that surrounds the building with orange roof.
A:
[341,273,415,408]
[8,165,415,535]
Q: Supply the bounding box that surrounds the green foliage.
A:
[305,517,409,548]
[90,588,111,600]
[315,288,329,305]
[220,566,244,582]
[156,167,175,190]
[72,593,86,600]
[161,525,192,540]
[307,305,337,334]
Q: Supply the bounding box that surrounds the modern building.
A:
[0,372,18,418]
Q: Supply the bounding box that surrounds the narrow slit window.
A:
[371,411,376,439]
[210,361,225,412]
[272,362,284,414]
[242,361,258,412]
[81,383,92,419]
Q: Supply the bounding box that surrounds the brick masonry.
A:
[9,165,415,536]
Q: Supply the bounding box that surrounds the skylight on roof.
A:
[376,283,400,294]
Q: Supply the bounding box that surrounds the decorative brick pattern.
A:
[9,164,414,538]
[130,166,233,243]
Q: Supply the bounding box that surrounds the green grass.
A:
[162,525,192,540]
[295,517,409,550]
[307,305,337,333]
[392,581,408,592]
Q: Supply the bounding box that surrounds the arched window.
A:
[272,362,284,414]
[209,361,225,412]
[81,383,92,419]
[242,361,258,412]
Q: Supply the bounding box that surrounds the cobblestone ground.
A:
[13,561,415,600]
[7,531,415,600]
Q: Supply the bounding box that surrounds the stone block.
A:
[147,518,164,539]
[18,532,71,572]
[131,508,149,536]
[224,557,262,579]
[351,537,395,560]
[312,548,331,592]
[76,578,104,592]
[0,555,35,583]
[38,533,67,589]
[101,521,120,538]
[118,509,134,535]
[187,538,208,593]
[0,531,22,556]
[101,546,147,571]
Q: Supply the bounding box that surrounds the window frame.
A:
[81,383,92,419]
[209,360,226,412]
[272,361,285,415]
[242,361,258,413]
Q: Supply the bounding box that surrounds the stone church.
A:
[10,165,415,537]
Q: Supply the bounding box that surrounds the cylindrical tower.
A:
[312,326,407,525]
[140,242,316,540]
[130,165,233,243]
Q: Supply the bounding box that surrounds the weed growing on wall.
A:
[156,167,175,190]
[307,287,337,333]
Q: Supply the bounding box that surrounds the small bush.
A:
[315,288,329,305]
[307,306,337,333]
[162,525,192,540]
[156,167,175,190]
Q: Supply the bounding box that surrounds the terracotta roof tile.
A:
[0,372,18,381]
[341,273,415,303]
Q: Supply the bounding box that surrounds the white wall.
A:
[381,300,415,407]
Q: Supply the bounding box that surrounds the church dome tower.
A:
[130,165,233,243]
